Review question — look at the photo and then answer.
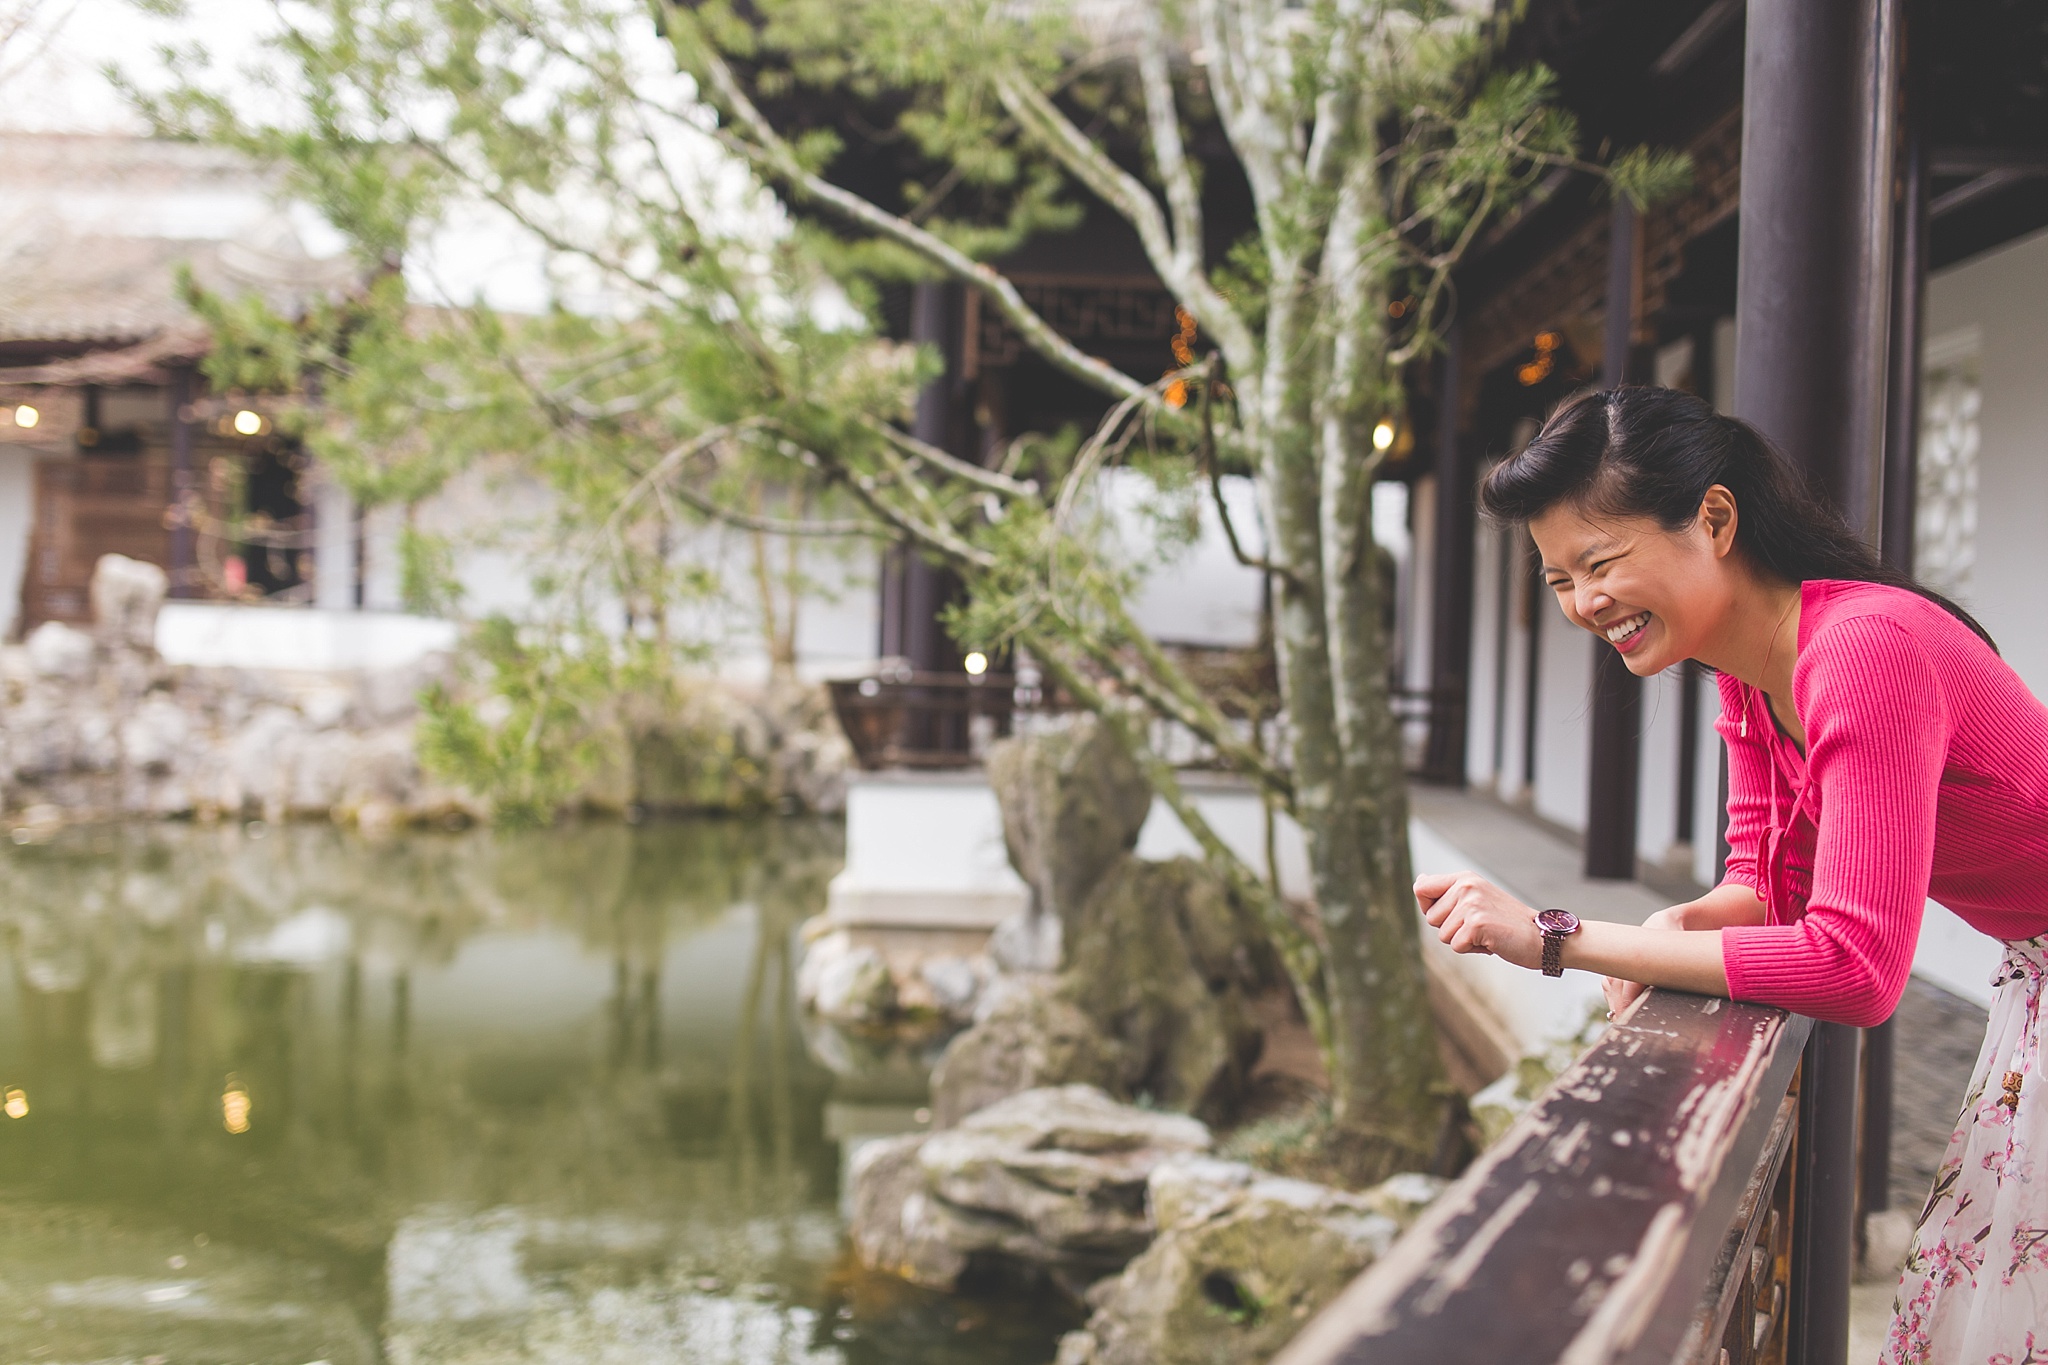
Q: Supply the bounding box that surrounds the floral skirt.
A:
[1886,935,2048,1364]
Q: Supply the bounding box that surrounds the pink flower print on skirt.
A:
[1886,935,2048,1363]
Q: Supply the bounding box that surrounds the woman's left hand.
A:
[1414,871,1544,971]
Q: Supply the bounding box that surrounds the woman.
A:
[1415,386,2048,1361]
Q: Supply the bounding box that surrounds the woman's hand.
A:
[1414,872,1542,971]
[1601,905,1690,1017]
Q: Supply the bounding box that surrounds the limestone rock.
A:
[119,693,191,774]
[802,936,898,1026]
[1055,1160,1443,1365]
[916,955,983,1019]
[845,1132,973,1291]
[1059,856,1268,1119]
[987,902,1062,974]
[929,976,1125,1128]
[845,1085,1213,1293]
[985,714,1152,943]
[25,622,95,680]
[90,553,168,650]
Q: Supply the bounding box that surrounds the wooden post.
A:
[167,366,198,599]
[880,282,971,671]
[1584,196,1643,880]
[1423,326,1472,785]
[1734,0,1902,1356]
[1863,13,1929,1232]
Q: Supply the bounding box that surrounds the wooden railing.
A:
[826,668,1450,775]
[1275,992,1866,1365]
[825,671,1040,769]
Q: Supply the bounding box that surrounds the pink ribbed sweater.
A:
[1717,579,2048,1027]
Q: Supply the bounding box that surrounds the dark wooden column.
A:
[1734,0,1901,540]
[1862,17,1930,1239]
[166,366,199,599]
[1584,196,1643,879]
[1422,326,1473,785]
[878,280,970,677]
[1734,0,1900,1357]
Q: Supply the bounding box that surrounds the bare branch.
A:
[1196,357,1300,588]
[995,64,1255,368]
[665,479,891,538]
[861,417,1041,500]
[666,15,1156,412]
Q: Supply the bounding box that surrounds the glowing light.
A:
[1372,421,1396,452]
[1519,331,1563,387]
[963,651,989,676]
[232,409,263,436]
[222,1080,251,1134]
[12,404,38,429]
[3,1088,26,1119]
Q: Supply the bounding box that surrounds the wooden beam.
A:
[1733,0,1900,1356]
[1585,196,1644,881]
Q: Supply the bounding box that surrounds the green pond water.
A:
[0,819,1075,1365]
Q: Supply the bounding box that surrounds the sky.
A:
[0,0,730,316]
[0,0,278,134]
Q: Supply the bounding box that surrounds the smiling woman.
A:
[1415,384,2048,1363]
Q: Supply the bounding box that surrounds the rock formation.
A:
[918,716,1273,1125]
[0,555,851,827]
[1054,1160,1447,1365]
[845,1085,1213,1295]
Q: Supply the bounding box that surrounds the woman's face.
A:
[1527,491,1739,676]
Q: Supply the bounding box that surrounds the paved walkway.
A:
[1411,785,1992,1364]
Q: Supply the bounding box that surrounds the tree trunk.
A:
[1258,295,1449,1179]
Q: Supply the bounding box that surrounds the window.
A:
[1917,327,1982,603]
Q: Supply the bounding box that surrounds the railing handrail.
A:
[1275,990,1814,1365]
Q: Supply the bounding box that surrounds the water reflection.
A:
[0,820,1071,1364]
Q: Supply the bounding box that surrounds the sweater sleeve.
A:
[1713,672,1773,897]
[1720,616,1948,1027]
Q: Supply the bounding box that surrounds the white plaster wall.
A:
[156,603,457,670]
[1119,470,1265,649]
[309,464,357,612]
[833,774,1025,896]
[1465,522,1505,788]
[1497,570,1535,802]
[1134,781,1313,904]
[1924,226,2048,698]
[1531,601,1593,830]
[1634,665,1684,865]
[0,446,35,638]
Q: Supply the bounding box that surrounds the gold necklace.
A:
[1745,590,1800,739]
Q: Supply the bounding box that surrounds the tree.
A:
[137,0,1681,1180]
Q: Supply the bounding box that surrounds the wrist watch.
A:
[1535,908,1582,977]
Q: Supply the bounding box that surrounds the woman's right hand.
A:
[1602,905,1692,1018]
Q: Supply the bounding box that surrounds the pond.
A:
[0,819,1076,1365]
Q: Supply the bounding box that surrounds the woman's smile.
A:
[1604,611,1652,650]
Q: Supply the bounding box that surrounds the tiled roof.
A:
[0,132,360,348]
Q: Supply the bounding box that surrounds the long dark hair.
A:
[1479,386,1996,650]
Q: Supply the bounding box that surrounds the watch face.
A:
[1535,908,1581,935]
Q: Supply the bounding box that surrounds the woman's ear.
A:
[1699,485,1739,558]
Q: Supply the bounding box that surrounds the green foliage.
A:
[417,617,649,827]
[397,524,461,616]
